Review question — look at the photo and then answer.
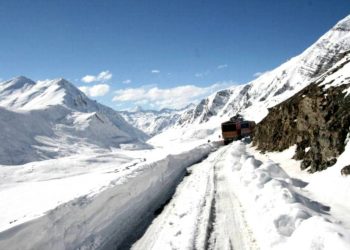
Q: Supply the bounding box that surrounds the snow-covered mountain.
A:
[120,105,194,136]
[0,77,149,165]
[175,15,350,126]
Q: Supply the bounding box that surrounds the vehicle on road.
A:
[221,115,256,145]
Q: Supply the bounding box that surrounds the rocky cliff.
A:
[253,51,350,172]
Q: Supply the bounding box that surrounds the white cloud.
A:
[81,75,96,83]
[112,82,233,109]
[253,70,269,78]
[122,79,132,84]
[217,64,228,69]
[81,70,112,83]
[79,86,89,94]
[195,70,210,78]
[79,84,110,97]
[151,70,160,74]
[98,71,112,81]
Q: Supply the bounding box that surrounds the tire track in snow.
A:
[207,142,258,250]
[132,143,258,250]
[192,147,229,250]
[131,146,227,250]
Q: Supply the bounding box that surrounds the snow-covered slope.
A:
[176,15,350,126]
[120,105,194,136]
[0,77,149,165]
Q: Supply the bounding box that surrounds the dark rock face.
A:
[253,55,350,173]
[341,165,350,176]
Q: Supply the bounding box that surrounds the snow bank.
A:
[227,141,350,250]
[303,136,350,231]
[0,143,216,250]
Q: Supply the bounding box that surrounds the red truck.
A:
[221,115,256,145]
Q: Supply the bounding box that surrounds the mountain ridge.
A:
[0,77,149,165]
[172,15,350,127]
[119,105,193,136]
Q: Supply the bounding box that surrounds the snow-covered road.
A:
[132,144,258,250]
[1,141,349,250]
[133,141,350,250]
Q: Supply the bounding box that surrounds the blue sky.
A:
[0,0,349,110]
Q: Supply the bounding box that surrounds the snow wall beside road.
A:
[0,143,217,250]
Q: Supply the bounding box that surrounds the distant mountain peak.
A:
[131,105,144,112]
[0,76,35,91]
[0,76,149,165]
[14,75,35,82]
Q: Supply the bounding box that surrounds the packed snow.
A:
[133,141,350,250]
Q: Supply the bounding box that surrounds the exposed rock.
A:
[253,52,350,173]
[341,165,350,176]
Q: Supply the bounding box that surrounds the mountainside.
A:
[120,105,194,136]
[253,51,350,172]
[175,15,350,126]
[0,77,148,165]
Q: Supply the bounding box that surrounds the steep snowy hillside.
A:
[176,15,350,126]
[120,105,194,136]
[0,77,148,165]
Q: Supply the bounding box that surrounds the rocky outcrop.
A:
[341,165,350,176]
[253,52,350,172]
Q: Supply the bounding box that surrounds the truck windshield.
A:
[222,123,236,131]
[240,122,249,129]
